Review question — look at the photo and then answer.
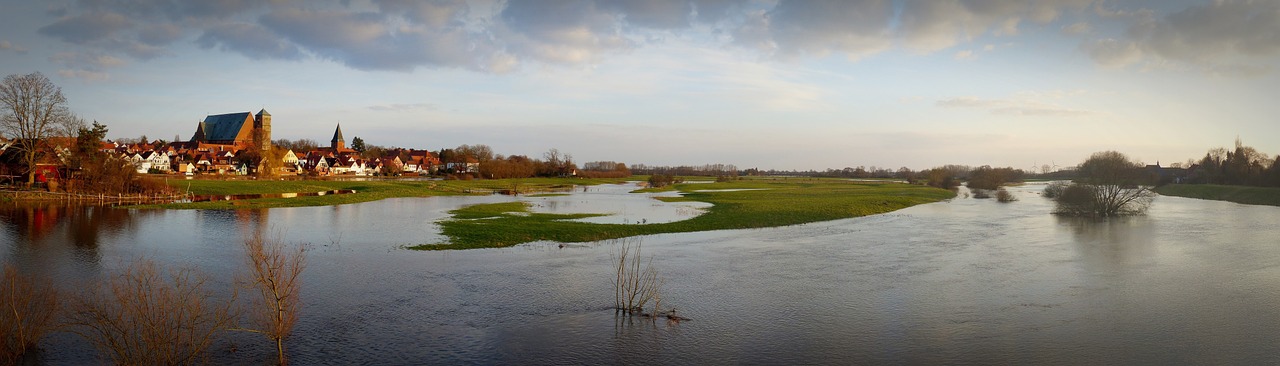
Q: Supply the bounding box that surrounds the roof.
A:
[200,112,253,142]
[257,108,270,117]
[331,124,344,143]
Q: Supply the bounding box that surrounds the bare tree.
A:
[66,259,235,365]
[613,239,660,315]
[0,72,75,185]
[1053,151,1155,216]
[240,233,306,365]
[1,264,60,364]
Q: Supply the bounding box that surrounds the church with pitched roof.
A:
[188,109,272,151]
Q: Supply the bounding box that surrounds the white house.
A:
[142,151,171,172]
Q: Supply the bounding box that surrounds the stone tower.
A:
[254,108,272,151]
[331,123,345,151]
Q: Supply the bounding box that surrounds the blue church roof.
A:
[201,112,252,142]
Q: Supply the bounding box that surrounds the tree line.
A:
[1183,139,1280,187]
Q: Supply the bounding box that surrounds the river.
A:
[3,182,1279,365]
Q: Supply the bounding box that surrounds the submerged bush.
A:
[67,259,235,365]
[1051,151,1155,217]
[996,188,1017,202]
[1042,181,1069,198]
[1,264,60,364]
[1052,183,1153,216]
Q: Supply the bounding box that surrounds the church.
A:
[188,109,272,151]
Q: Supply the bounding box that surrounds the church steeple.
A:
[331,124,345,151]
[254,108,271,151]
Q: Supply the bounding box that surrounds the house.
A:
[173,161,197,175]
[447,157,479,174]
[142,151,170,172]
[128,153,152,173]
[282,150,301,173]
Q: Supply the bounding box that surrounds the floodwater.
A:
[4,182,1280,364]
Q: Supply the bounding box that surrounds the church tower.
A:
[331,124,345,151]
[254,108,272,151]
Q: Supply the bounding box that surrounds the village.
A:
[127,109,459,177]
[1,109,478,183]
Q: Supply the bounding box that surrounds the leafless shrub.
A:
[996,188,1018,202]
[613,239,660,315]
[1042,181,1069,198]
[66,259,235,365]
[971,189,992,199]
[238,233,306,365]
[0,264,60,364]
[1052,183,1153,216]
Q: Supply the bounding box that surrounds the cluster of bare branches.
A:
[64,259,236,365]
[611,239,690,324]
[0,264,61,364]
[1052,151,1155,217]
[614,239,660,315]
[238,232,306,365]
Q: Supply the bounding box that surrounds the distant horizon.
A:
[2,0,1277,171]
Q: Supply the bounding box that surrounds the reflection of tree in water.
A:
[0,203,142,264]
[1057,216,1157,271]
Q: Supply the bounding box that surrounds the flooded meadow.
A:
[4,182,1280,364]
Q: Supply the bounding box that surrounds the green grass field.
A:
[410,179,956,250]
[1154,184,1280,207]
[141,177,630,209]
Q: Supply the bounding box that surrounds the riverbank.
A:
[139,177,632,209]
[413,179,956,250]
[1153,184,1280,207]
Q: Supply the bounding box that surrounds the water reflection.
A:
[1057,215,1157,271]
[4,183,1280,364]
[0,202,143,266]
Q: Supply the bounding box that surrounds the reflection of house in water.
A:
[0,203,142,264]
[235,208,271,238]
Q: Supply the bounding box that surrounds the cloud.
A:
[38,11,133,44]
[1061,21,1092,35]
[1081,38,1142,68]
[899,0,1092,52]
[497,0,634,65]
[954,49,975,60]
[0,40,28,54]
[1085,0,1280,75]
[57,69,111,81]
[375,0,469,28]
[263,7,494,71]
[196,22,305,60]
[936,95,1092,117]
[733,0,894,60]
[49,52,126,81]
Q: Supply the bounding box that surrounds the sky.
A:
[1,0,1277,171]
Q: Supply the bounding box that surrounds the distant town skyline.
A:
[1,0,1277,171]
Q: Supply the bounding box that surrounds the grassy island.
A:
[1153,184,1280,207]
[411,179,955,250]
